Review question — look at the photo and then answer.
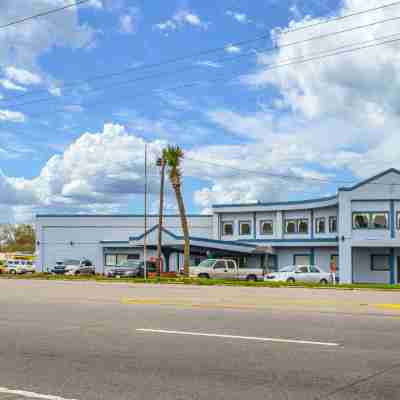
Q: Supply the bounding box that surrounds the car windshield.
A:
[118,261,141,268]
[197,259,217,268]
[279,265,296,272]
[64,260,80,266]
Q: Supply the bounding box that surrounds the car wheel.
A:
[320,279,328,285]
[10,269,16,275]
[75,271,80,276]
[198,273,210,279]
[287,277,295,283]
[246,275,257,282]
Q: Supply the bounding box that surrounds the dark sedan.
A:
[104,260,157,278]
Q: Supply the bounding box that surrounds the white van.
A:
[5,259,35,274]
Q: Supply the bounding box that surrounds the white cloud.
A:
[154,9,209,33]
[226,10,251,24]
[48,86,62,97]
[4,67,42,85]
[0,109,26,123]
[64,105,84,113]
[0,124,166,220]
[119,7,140,35]
[196,60,222,68]
[0,0,98,68]
[225,44,241,54]
[0,79,26,92]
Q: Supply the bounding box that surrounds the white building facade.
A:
[35,169,400,284]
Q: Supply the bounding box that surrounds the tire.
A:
[287,277,295,283]
[74,271,80,276]
[320,279,328,285]
[246,275,257,282]
[9,269,16,275]
[198,273,210,279]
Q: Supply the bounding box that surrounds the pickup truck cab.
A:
[189,259,265,281]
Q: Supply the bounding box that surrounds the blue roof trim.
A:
[124,225,256,248]
[237,238,338,243]
[339,168,400,192]
[37,214,211,218]
[212,195,338,209]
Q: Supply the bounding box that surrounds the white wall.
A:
[352,247,391,284]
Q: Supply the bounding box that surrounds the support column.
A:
[310,248,315,266]
[339,243,352,283]
[390,248,395,284]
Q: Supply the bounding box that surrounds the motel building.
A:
[35,168,400,284]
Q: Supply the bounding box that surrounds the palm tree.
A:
[156,155,166,276]
[163,145,190,275]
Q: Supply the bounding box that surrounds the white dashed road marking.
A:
[0,387,78,400]
[136,329,340,347]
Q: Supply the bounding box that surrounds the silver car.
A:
[265,265,332,284]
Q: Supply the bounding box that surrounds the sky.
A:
[0,0,400,222]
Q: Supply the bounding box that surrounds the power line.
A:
[185,157,400,188]
[0,0,90,30]
[5,13,400,112]
[2,0,400,105]
[17,31,400,120]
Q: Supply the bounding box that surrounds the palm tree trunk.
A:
[173,183,190,275]
[156,160,166,276]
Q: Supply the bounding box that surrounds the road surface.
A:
[1,279,400,399]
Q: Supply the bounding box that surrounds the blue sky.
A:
[0,0,399,222]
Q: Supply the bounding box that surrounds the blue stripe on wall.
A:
[390,200,395,239]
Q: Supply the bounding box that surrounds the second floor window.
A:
[329,216,337,233]
[260,220,273,235]
[222,222,234,236]
[315,217,325,233]
[285,219,297,234]
[239,221,251,236]
[353,212,388,230]
[298,219,309,234]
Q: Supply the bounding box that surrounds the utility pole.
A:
[143,143,148,280]
[156,155,166,276]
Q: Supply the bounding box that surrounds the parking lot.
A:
[1,279,400,399]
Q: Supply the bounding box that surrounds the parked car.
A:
[189,259,265,281]
[104,260,157,278]
[265,265,331,284]
[52,259,95,276]
[5,259,35,275]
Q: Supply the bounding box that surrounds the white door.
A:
[294,265,310,282]
[212,260,229,279]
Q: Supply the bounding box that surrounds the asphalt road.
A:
[1,280,400,400]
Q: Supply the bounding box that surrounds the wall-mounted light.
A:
[36,241,40,246]
[341,235,345,242]
[70,241,74,246]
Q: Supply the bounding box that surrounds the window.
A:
[309,266,320,273]
[128,254,140,260]
[298,219,309,234]
[105,254,117,266]
[294,254,311,265]
[329,216,337,233]
[227,260,236,270]
[267,255,278,271]
[285,219,297,234]
[222,221,234,236]
[353,213,370,229]
[260,220,273,235]
[353,212,389,229]
[214,260,226,269]
[315,217,326,233]
[296,266,309,273]
[371,213,388,229]
[371,254,390,271]
[239,221,251,236]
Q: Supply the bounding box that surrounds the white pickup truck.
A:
[189,259,265,281]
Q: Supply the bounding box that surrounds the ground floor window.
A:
[105,253,140,266]
[371,254,390,271]
[267,254,278,271]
